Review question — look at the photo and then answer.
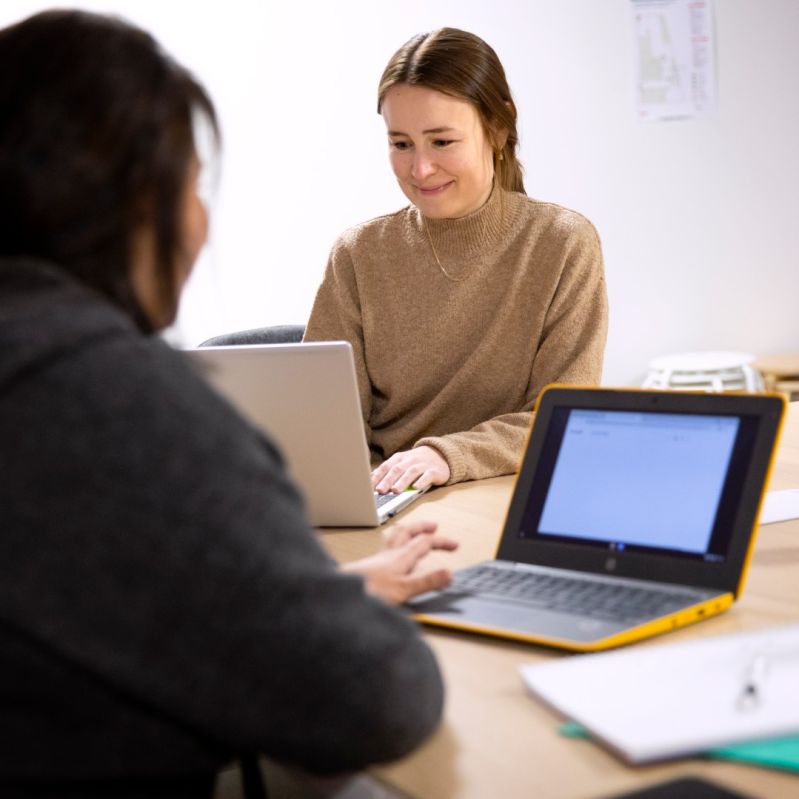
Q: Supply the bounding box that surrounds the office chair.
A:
[199,324,305,347]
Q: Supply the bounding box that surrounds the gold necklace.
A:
[422,216,467,283]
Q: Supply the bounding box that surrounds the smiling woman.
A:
[304,27,609,498]
[382,84,497,220]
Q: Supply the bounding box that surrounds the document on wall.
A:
[632,0,716,120]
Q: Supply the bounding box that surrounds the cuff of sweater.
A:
[414,437,467,486]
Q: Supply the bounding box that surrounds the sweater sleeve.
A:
[1,335,443,775]
[415,215,608,483]
[304,239,373,434]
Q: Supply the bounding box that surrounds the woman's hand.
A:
[341,520,458,605]
[372,445,450,493]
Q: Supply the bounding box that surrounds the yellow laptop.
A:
[409,386,785,651]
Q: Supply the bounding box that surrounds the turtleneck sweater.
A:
[304,185,608,484]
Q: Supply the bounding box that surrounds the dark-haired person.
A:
[0,10,456,797]
[305,28,608,495]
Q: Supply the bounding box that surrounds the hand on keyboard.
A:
[341,520,459,604]
[372,445,450,493]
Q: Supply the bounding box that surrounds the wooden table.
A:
[755,353,799,399]
[319,402,799,799]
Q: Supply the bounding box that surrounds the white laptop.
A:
[186,341,425,527]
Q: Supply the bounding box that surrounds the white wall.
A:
[3,1,798,384]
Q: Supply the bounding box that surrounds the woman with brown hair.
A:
[305,27,608,495]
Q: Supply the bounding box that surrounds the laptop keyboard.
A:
[452,564,701,623]
[374,491,402,509]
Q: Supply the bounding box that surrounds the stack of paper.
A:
[520,624,799,764]
[760,489,799,525]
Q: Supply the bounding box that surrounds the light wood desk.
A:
[756,354,799,399]
[319,402,799,799]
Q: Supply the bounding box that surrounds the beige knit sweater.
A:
[304,185,608,484]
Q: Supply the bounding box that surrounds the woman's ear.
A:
[490,124,509,152]
[494,99,515,149]
[129,224,164,329]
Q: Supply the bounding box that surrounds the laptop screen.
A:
[516,407,759,563]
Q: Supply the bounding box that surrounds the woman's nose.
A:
[411,150,436,180]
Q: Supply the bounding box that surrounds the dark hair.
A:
[377,28,524,194]
[0,10,219,330]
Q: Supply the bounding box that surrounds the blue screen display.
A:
[537,410,739,554]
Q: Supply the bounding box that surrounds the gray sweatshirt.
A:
[0,258,443,795]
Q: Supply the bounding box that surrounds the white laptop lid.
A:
[186,342,381,527]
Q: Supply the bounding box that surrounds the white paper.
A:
[521,624,799,764]
[760,489,799,525]
[632,0,716,120]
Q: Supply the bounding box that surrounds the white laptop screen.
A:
[517,407,760,564]
[537,410,739,555]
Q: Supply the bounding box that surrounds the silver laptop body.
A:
[186,342,422,527]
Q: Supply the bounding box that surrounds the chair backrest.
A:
[199,324,305,347]
[642,351,764,393]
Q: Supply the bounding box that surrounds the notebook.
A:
[186,341,425,527]
[520,623,799,764]
[408,386,785,651]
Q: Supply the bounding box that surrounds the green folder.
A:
[559,722,799,773]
